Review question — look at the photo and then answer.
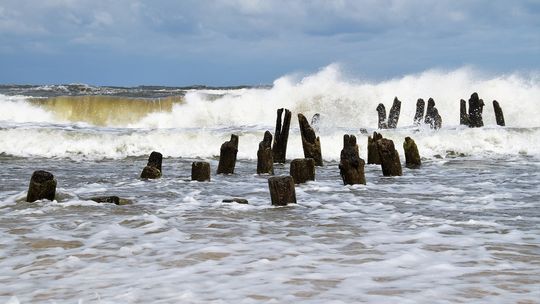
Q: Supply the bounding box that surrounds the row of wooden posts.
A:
[377,92,505,130]
[26,107,421,206]
[26,92,503,205]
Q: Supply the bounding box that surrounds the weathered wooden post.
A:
[339,134,366,185]
[413,98,425,126]
[298,113,323,166]
[460,99,469,126]
[377,138,402,176]
[290,158,315,184]
[376,103,387,129]
[387,97,401,129]
[431,108,442,129]
[424,98,435,125]
[268,176,297,206]
[217,134,239,174]
[26,170,57,202]
[403,137,421,169]
[493,100,505,126]
[468,92,484,127]
[257,131,274,175]
[192,161,211,181]
[424,98,442,129]
[272,108,291,163]
[140,151,162,179]
[367,131,383,165]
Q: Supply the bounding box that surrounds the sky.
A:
[0,0,539,86]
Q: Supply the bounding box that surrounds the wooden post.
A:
[298,113,323,166]
[413,98,425,126]
[424,98,442,129]
[387,97,401,129]
[431,108,442,129]
[272,108,291,163]
[468,92,484,127]
[192,161,211,181]
[377,138,402,176]
[376,103,387,129]
[217,134,239,174]
[403,137,421,169]
[460,99,469,126]
[367,131,383,165]
[493,100,505,126]
[290,158,315,184]
[268,176,297,206]
[339,134,366,185]
[257,131,274,174]
[140,151,162,179]
[26,170,57,202]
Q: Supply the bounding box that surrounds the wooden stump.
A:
[367,131,383,165]
[339,134,366,185]
[460,99,469,126]
[26,170,57,202]
[298,113,323,166]
[468,92,484,127]
[90,196,120,205]
[424,98,442,129]
[222,198,249,204]
[413,98,425,126]
[257,131,274,174]
[387,97,401,129]
[147,151,162,172]
[140,151,162,179]
[290,158,315,184]
[192,161,211,181]
[376,103,387,129]
[403,137,421,169]
[140,166,161,179]
[272,108,291,163]
[424,98,435,125]
[268,176,297,206]
[493,100,505,126]
[377,138,402,176]
[217,134,239,174]
[431,108,442,129]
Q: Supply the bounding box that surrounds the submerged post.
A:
[376,103,387,129]
[414,98,425,126]
[26,170,57,202]
[268,176,297,206]
[272,108,291,163]
[217,134,239,174]
[192,161,211,181]
[290,158,315,184]
[387,97,401,129]
[140,151,162,179]
[468,92,484,127]
[257,131,274,175]
[377,138,402,176]
[403,137,421,169]
[367,131,383,165]
[339,134,366,185]
[298,113,323,166]
[493,100,505,126]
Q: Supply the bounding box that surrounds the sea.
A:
[1,66,539,303]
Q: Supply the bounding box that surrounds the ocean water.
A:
[1,66,539,303]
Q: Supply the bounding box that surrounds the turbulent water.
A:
[1,66,539,303]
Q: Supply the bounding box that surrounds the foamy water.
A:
[1,66,539,303]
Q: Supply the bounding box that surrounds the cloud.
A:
[0,0,538,85]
